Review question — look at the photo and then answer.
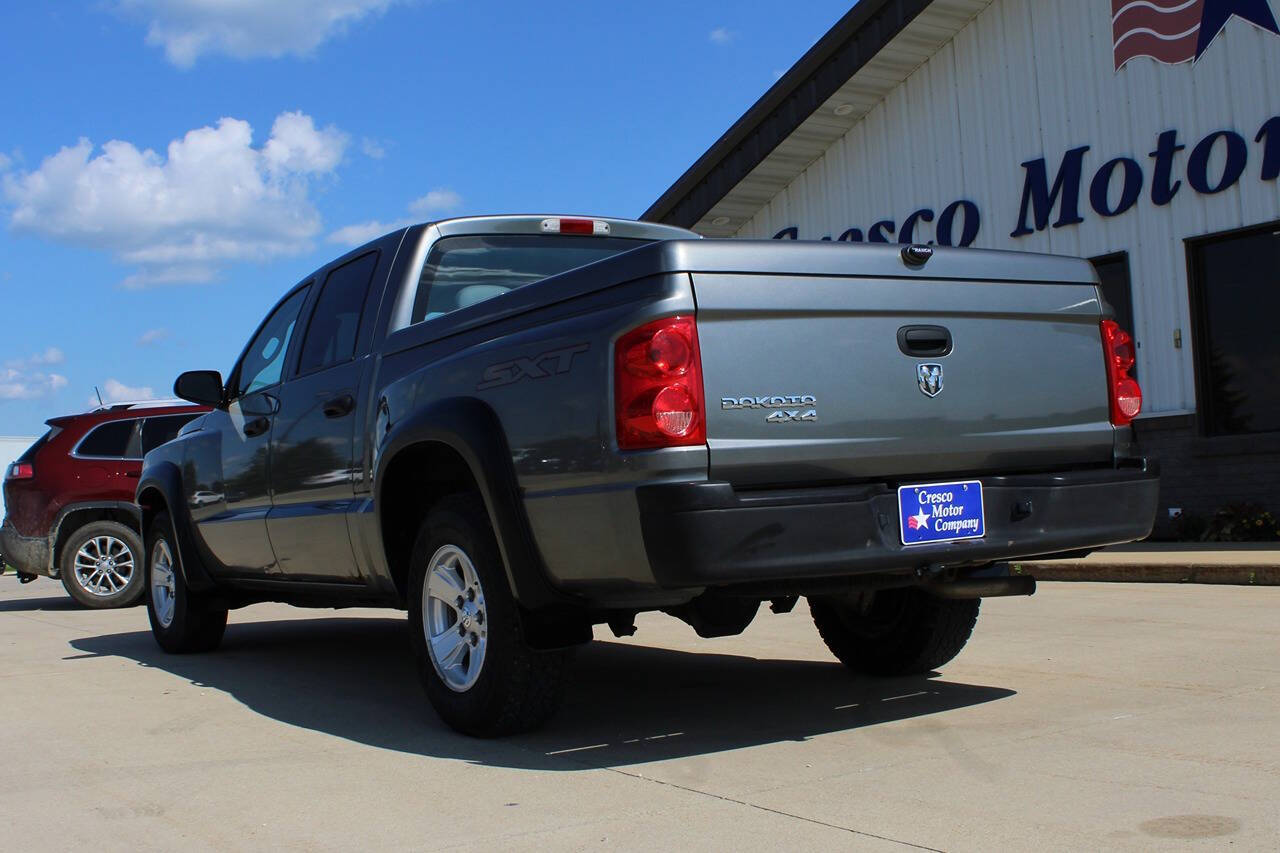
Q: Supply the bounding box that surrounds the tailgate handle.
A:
[898,325,953,357]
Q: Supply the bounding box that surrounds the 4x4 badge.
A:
[917,363,943,398]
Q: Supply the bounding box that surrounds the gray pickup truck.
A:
[141,214,1158,735]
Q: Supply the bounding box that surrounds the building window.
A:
[1188,222,1280,436]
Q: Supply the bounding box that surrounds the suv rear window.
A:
[410,234,648,325]
[76,419,141,459]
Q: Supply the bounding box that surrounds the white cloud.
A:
[6,347,65,369]
[0,152,10,172]
[709,27,735,45]
[328,187,462,246]
[0,349,68,400]
[328,220,402,247]
[137,328,171,346]
[361,137,386,159]
[263,112,346,174]
[98,378,156,404]
[408,188,462,215]
[119,0,405,68]
[4,111,349,287]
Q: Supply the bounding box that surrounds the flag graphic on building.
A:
[1112,0,1280,70]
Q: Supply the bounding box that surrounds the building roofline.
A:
[641,0,932,229]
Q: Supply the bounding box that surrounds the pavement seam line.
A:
[597,764,947,852]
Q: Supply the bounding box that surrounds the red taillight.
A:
[615,316,706,450]
[6,462,34,481]
[1101,319,1142,426]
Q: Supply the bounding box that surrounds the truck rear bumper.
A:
[635,461,1159,589]
[0,518,54,578]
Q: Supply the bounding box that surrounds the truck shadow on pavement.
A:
[0,594,83,612]
[70,614,1014,771]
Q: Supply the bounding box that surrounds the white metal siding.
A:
[0,437,37,518]
[735,0,1280,415]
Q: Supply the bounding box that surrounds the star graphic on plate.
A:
[1197,0,1280,60]
[912,508,931,531]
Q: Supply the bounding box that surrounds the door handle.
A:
[125,471,140,478]
[243,416,271,437]
[322,394,356,419]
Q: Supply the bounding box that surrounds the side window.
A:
[235,286,311,398]
[140,414,200,455]
[409,235,649,326]
[297,252,379,375]
[76,419,141,459]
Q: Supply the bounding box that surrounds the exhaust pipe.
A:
[925,575,1036,599]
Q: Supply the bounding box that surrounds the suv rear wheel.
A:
[59,521,144,608]
[809,588,979,676]
[408,495,569,736]
[146,513,227,653]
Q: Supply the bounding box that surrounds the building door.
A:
[1188,223,1280,436]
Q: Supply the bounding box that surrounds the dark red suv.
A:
[2,401,208,607]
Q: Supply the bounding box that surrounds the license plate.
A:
[898,480,985,546]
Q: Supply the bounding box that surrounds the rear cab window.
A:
[297,251,379,375]
[409,234,650,325]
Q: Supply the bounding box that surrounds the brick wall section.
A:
[1133,414,1280,539]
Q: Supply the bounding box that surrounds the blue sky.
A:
[0,0,853,436]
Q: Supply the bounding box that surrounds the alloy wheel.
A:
[422,544,488,692]
[72,535,135,597]
[151,539,177,628]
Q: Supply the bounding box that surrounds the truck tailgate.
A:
[694,271,1113,487]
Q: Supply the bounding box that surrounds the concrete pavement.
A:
[0,580,1277,851]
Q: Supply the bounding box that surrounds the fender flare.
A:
[48,500,143,575]
[374,396,576,611]
[135,461,217,592]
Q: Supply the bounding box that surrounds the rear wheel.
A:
[408,495,569,736]
[146,513,227,653]
[59,521,144,609]
[809,587,979,676]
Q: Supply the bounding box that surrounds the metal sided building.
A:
[645,0,1280,532]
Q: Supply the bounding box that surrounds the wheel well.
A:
[53,505,140,570]
[135,487,168,543]
[379,442,481,605]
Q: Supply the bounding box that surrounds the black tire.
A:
[809,587,979,676]
[407,494,569,737]
[145,513,227,654]
[59,520,145,609]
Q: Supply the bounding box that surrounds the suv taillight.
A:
[1101,319,1142,426]
[6,462,34,480]
[614,315,706,450]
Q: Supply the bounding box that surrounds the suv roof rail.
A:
[89,399,189,413]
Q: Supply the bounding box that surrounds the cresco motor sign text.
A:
[772,115,1280,245]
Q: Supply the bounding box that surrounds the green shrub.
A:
[1200,503,1280,542]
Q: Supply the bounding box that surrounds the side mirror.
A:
[174,370,225,407]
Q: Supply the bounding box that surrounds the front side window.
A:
[297,252,378,375]
[236,286,311,398]
[76,419,141,459]
[410,234,648,325]
[1191,223,1280,436]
